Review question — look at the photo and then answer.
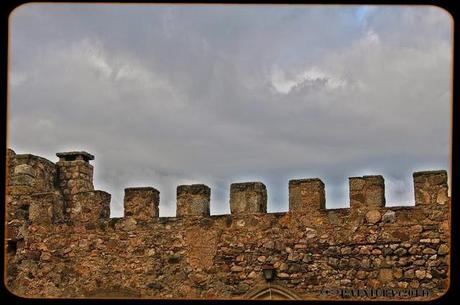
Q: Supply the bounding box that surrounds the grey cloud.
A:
[9,4,451,217]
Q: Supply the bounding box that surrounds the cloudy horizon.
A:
[8,4,452,217]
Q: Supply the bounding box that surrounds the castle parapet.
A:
[8,153,57,195]
[176,184,210,217]
[4,148,453,299]
[69,190,111,224]
[349,175,385,209]
[56,151,94,200]
[29,192,65,225]
[124,187,160,220]
[230,182,267,214]
[413,170,449,205]
[288,178,325,213]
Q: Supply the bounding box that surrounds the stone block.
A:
[289,178,325,213]
[124,187,160,220]
[69,190,111,224]
[349,175,385,209]
[413,170,448,205]
[176,184,210,217]
[230,182,267,214]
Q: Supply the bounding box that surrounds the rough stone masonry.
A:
[5,149,451,300]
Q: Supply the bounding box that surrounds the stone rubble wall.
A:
[4,149,451,300]
[6,149,61,247]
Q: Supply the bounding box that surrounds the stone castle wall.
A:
[5,149,451,300]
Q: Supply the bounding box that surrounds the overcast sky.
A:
[9,4,452,217]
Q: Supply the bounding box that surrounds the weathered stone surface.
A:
[422,248,437,255]
[9,153,57,195]
[230,182,267,214]
[359,247,371,255]
[365,210,381,224]
[289,179,325,213]
[349,175,385,209]
[124,187,160,220]
[29,192,65,224]
[185,227,217,270]
[341,247,352,255]
[415,270,427,279]
[393,268,403,279]
[405,269,415,278]
[438,244,449,255]
[28,197,53,224]
[394,248,407,256]
[356,270,368,280]
[231,266,244,272]
[279,262,288,271]
[176,184,210,217]
[278,272,290,279]
[382,210,396,223]
[414,170,448,205]
[247,271,257,279]
[69,191,111,223]
[14,164,36,177]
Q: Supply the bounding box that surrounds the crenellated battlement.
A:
[5,149,449,223]
[5,149,451,300]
